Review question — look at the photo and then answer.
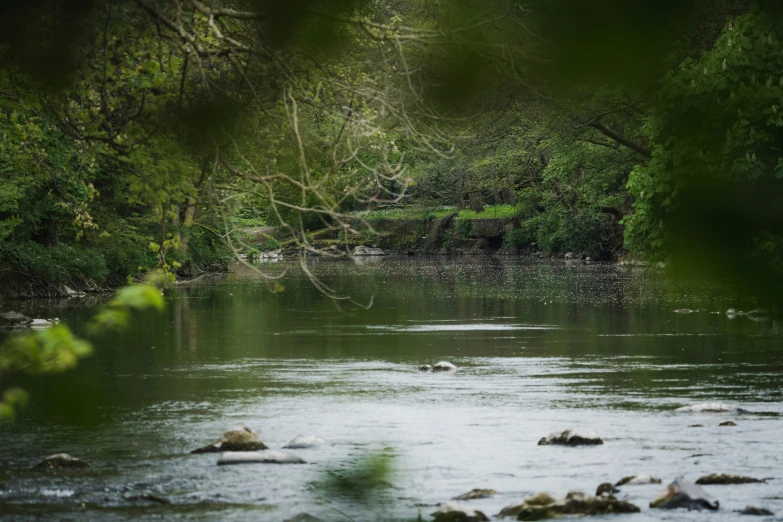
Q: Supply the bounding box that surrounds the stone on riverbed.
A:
[650,478,719,511]
[498,491,639,520]
[432,503,489,522]
[538,428,603,446]
[283,435,326,449]
[738,506,775,516]
[616,474,662,486]
[191,427,268,454]
[452,489,497,501]
[33,453,89,470]
[696,474,764,485]
[596,483,619,496]
[433,361,457,372]
[217,451,305,465]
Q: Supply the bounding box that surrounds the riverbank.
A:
[249,215,620,261]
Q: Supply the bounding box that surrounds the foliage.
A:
[0,283,164,419]
[456,219,472,239]
[315,451,396,504]
[625,8,783,300]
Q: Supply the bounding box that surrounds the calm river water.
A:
[1,257,782,521]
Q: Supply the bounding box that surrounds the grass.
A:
[232,216,268,227]
[352,204,520,220]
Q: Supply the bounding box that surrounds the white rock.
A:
[538,428,603,446]
[431,503,489,522]
[616,473,662,486]
[30,318,59,329]
[675,402,734,413]
[433,361,457,372]
[64,286,86,297]
[353,246,386,256]
[283,435,326,449]
[217,451,305,465]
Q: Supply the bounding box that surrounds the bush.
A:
[505,228,532,249]
[0,241,109,282]
[456,219,472,238]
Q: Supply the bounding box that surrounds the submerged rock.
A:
[353,246,386,256]
[650,478,719,511]
[283,514,324,522]
[123,493,171,505]
[433,361,457,372]
[696,474,764,485]
[419,365,433,372]
[596,483,619,496]
[675,402,748,413]
[452,489,497,501]
[432,503,489,522]
[538,428,603,446]
[719,421,737,427]
[616,474,662,486]
[283,435,326,449]
[498,491,639,520]
[739,506,774,516]
[33,453,89,471]
[191,428,268,454]
[689,424,704,428]
[217,451,305,465]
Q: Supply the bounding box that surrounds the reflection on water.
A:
[1,257,782,521]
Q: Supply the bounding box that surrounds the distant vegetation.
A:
[0,0,780,293]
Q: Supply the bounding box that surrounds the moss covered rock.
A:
[499,491,639,520]
[33,453,89,470]
[191,428,268,454]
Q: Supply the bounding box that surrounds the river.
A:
[1,257,781,521]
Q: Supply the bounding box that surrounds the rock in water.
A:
[739,506,774,516]
[452,489,497,501]
[33,453,89,470]
[538,428,603,446]
[675,402,748,413]
[123,493,171,505]
[498,491,639,520]
[0,311,31,327]
[650,478,719,511]
[419,365,433,372]
[433,361,457,372]
[217,451,305,465]
[283,514,324,522]
[719,421,737,427]
[30,318,59,329]
[431,503,489,522]
[616,474,662,486]
[353,246,386,256]
[696,474,764,485]
[596,483,619,496]
[191,428,268,454]
[283,435,326,449]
